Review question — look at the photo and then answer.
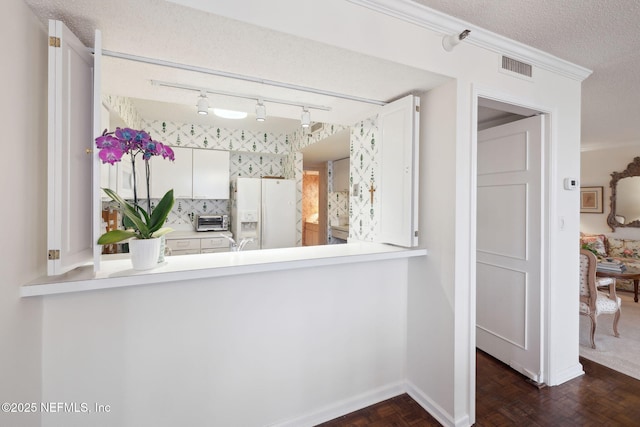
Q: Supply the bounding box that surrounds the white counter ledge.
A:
[21,242,427,297]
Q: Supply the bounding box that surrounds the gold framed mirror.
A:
[607,157,640,230]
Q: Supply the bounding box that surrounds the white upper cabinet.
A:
[151,146,192,199]
[151,147,230,200]
[193,149,230,199]
[332,157,350,192]
[377,94,420,248]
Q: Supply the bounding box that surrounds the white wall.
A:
[581,144,640,239]
[41,261,408,427]
[405,82,457,425]
[0,1,46,426]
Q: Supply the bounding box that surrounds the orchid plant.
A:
[95,127,176,242]
[97,188,174,244]
[95,127,175,211]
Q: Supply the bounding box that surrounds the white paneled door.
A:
[476,115,544,383]
[47,20,99,275]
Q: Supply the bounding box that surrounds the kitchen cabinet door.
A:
[193,149,230,199]
[151,146,192,199]
[332,157,350,192]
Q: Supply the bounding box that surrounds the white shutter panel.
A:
[47,20,95,275]
[377,95,420,247]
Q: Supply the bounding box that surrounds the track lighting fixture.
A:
[197,91,209,115]
[301,108,310,128]
[442,29,471,52]
[255,99,266,122]
[151,80,336,119]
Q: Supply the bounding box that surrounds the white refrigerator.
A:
[231,177,297,250]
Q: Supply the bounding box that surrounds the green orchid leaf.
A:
[102,188,147,234]
[97,229,137,245]
[151,227,174,238]
[98,188,175,243]
[148,189,175,233]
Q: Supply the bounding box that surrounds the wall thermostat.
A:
[564,178,579,190]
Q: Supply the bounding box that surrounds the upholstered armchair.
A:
[579,249,622,349]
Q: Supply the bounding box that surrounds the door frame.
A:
[303,163,328,245]
[469,86,555,423]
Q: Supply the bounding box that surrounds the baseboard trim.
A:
[405,380,460,427]
[547,362,585,386]
[271,382,406,427]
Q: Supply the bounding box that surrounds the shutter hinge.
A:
[49,36,61,48]
[415,105,420,112]
[414,230,419,237]
[48,249,60,260]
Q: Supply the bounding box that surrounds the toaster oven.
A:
[195,214,229,232]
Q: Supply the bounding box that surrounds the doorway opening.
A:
[475,97,547,387]
[303,167,328,246]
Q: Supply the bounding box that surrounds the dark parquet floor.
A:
[317,350,640,426]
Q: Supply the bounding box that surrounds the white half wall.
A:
[0,1,46,426]
[41,260,409,427]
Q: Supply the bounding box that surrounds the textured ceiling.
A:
[23,0,448,133]
[414,0,640,146]
[23,0,639,146]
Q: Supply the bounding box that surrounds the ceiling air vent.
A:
[502,56,532,78]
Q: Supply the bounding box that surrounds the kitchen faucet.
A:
[223,235,255,252]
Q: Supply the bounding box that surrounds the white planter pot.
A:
[129,238,161,270]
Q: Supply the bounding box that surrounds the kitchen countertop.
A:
[166,230,231,239]
[21,242,427,297]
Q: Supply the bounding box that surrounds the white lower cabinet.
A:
[171,249,201,256]
[201,236,228,250]
[166,238,199,252]
[165,232,231,256]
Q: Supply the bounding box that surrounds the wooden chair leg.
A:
[613,308,621,338]
[589,314,597,349]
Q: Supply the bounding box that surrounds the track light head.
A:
[255,100,266,122]
[301,108,310,128]
[442,29,471,52]
[197,91,209,115]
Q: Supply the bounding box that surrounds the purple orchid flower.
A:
[160,144,175,161]
[134,130,151,143]
[115,127,137,142]
[95,134,119,149]
[98,147,124,165]
[95,127,175,215]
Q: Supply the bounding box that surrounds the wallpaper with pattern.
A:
[102,95,142,130]
[101,99,383,242]
[348,116,380,242]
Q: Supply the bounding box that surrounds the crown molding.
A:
[347,0,592,82]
